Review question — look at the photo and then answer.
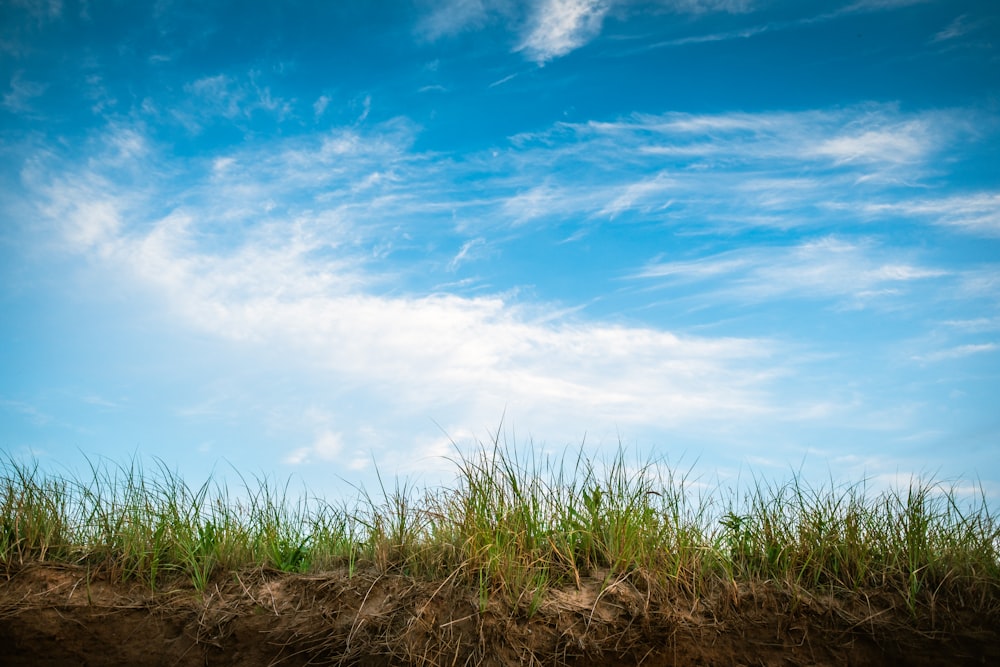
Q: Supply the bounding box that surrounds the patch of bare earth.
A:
[1,563,996,666]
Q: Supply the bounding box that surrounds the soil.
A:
[1,563,997,666]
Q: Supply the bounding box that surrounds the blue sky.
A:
[1,0,998,500]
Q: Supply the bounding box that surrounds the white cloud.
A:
[356,94,371,123]
[489,72,519,88]
[633,255,753,280]
[80,394,120,409]
[416,0,759,62]
[448,238,488,271]
[0,398,53,426]
[839,0,931,13]
[15,100,995,477]
[416,0,614,62]
[643,23,769,48]
[313,95,330,118]
[2,72,48,113]
[492,106,976,235]
[502,182,607,223]
[34,173,126,254]
[913,343,998,363]
[633,0,934,54]
[183,74,246,121]
[859,193,1000,237]
[940,318,1000,334]
[10,0,62,22]
[24,121,796,470]
[632,237,948,307]
[933,14,974,43]
[580,107,952,173]
[598,173,676,218]
[177,72,293,130]
[416,0,512,39]
[283,447,310,465]
[517,0,612,63]
[953,269,1000,303]
[313,430,345,460]
[811,121,933,166]
[665,0,754,13]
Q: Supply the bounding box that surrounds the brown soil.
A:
[1,563,997,666]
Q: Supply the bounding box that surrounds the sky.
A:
[1,0,998,501]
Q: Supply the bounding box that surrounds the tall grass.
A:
[2,445,998,618]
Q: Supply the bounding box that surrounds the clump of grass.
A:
[0,455,360,589]
[717,473,1000,612]
[425,438,710,607]
[1,459,74,568]
[2,445,998,621]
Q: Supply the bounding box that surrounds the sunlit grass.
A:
[3,441,998,620]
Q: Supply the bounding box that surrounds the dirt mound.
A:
[1,563,996,666]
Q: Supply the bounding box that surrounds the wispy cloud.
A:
[416,0,939,65]
[21,119,800,469]
[175,71,293,132]
[635,0,934,53]
[448,238,489,271]
[492,106,976,234]
[518,0,765,61]
[517,0,612,63]
[811,121,934,167]
[80,394,121,410]
[632,237,948,308]
[416,0,758,63]
[13,93,997,475]
[913,343,998,363]
[521,105,958,171]
[285,430,344,466]
[2,71,48,113]
[0,398,53,426]
[313,94,330,118]
[641,23,769,49]
[666,0,754,13]
[489,72,519,87]
[933,14,975,43]
[9,0,63,23]
[27,104,987,292]
[415,0,512,40]
[106,210,775,423]
[858,194,1000,237]
[940,318,1000,334]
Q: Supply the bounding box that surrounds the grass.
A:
[3,439,999,622]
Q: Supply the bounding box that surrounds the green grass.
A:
[3,441,999,620]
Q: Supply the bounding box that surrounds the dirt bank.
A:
[2,563,996,666]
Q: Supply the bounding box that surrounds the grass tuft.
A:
[2,445,998,621]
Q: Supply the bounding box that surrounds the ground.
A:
[1,563,996,666]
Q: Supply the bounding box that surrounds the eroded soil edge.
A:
[1,563,996,666]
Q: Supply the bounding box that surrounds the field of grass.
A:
[3,441,999,665]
